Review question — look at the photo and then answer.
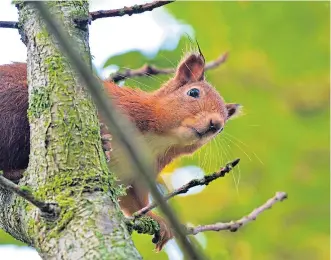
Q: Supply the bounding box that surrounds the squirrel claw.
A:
[101,135,112,151]
[104,151,111,162]
[100,125,112,162]
[149,214,174,252]
[102,138,112,162]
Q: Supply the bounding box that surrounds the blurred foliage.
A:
[1,1,329,260]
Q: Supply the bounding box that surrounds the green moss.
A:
[70,6,89,19]
[28,87,51,119]
[19,185,33,193]
[128,216,160,236]
[35,29,49,43]
[12,0,24,7]
[26,217,36,240]
[95,231,109,256]
[59,0,88,7]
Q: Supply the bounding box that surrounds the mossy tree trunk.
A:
[0,2,142,259]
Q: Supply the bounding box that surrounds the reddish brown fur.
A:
[0,63,29,182]
[0,53,240,250]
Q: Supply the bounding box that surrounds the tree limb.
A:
[1,1,174,29]
[89,1,175,21]
[109,52,228,82]
[133,158,240,218]
[129,191,288,238]
[0,174,59,219]
[0,21,18,29]
[187,191,288,235]
[129,160,287,244]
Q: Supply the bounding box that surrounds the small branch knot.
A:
[126,216,161,244]
[40,203,61,221]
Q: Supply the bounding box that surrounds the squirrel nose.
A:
[209,119,223,133]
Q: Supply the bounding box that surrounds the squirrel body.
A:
[0,53,240,250]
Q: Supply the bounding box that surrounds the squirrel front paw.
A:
[148,212,174,251]
[2,169,25,184]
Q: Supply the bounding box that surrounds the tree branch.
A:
[133,158,240,218]
[89,1,175,21]
[129,191,288,238]
[109,52,228,82]
[0,174,59,219]
[0,21,18,29]
[0,1,175,29]
[187,191,288,235]
[128,160,287,244]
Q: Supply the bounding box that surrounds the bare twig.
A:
[109,64,174,83]
[0,174,59,219]
[204,52,229,70]
[33,2,204,259]
[89,1,174,21]
[0,1,174,29]
[0,21,18,29]
[129,192,288,238]
[109,52,228,82]
[133,158,240,218]
[187,191,288,235]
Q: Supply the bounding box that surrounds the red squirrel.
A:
[0,52,240,250]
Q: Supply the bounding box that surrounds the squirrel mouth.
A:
[188,126,213,139]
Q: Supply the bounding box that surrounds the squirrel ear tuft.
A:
[175,53,205,84]
[226,103,242,119]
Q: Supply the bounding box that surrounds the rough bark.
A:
[0,2,142,259]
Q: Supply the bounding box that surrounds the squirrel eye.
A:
[187,88,200,98]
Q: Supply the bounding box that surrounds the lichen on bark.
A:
[0,2,142,259]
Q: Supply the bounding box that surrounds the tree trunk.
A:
[0,2,142,259]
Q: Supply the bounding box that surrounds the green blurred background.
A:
[1,1,329,259]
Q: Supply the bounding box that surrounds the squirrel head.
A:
[152,52,241,149]
[104,51,241,173]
